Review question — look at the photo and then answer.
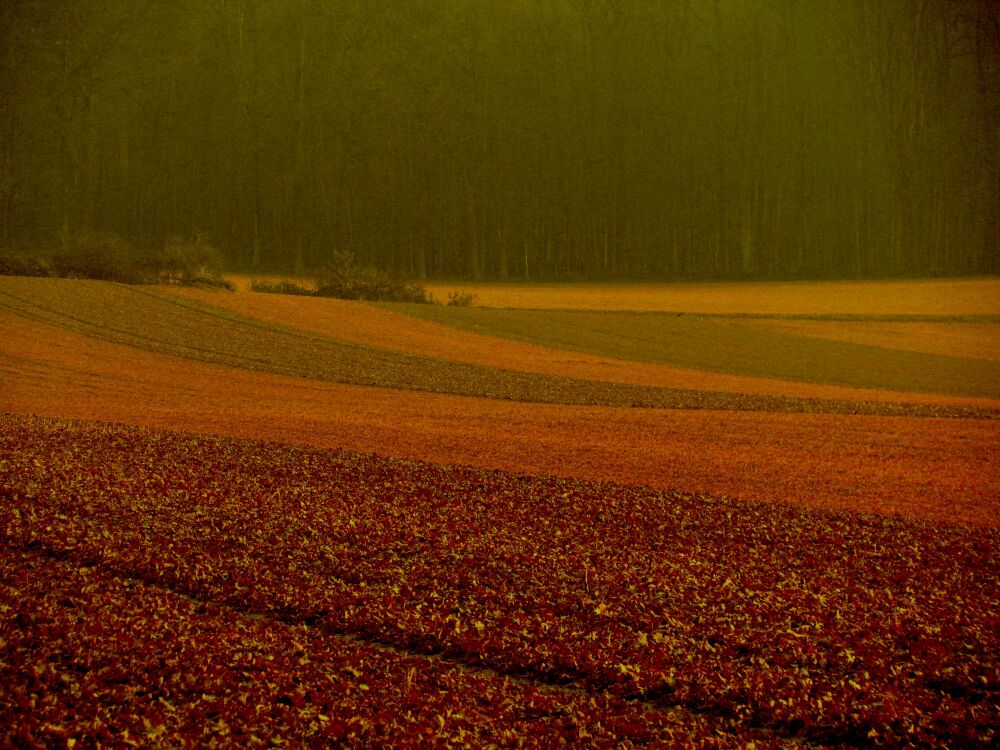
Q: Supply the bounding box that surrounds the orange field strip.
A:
[733,319,1000,361]
[165,286,1000,410]
[3,309,997,527]
[420,277,1000,315]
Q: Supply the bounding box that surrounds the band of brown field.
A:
[3,310,997,528]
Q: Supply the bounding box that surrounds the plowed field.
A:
[2,275,998,748]
[166,284,1000,408]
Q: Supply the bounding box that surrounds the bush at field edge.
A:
[0,232,233,290]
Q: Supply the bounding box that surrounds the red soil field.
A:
[5,547,738,748]
[165,286,1000,410]
[3,309,997,527]
[4,418,995,748]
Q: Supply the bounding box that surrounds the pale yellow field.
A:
[422,277,1000,315]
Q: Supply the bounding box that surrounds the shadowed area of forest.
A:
[1,0,998,281]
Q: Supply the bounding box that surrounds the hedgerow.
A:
[0,232,233,289]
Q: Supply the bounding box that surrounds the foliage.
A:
[0,250,50,278]
[1,416,997,747]
[314,274,429,304]
[157,234,233,290]
[249,279,315,296]
[314,252,431,304]
[446,290,477,307]
[249,252,430,303]
[3,1,998,279]
[49,231,151,284]
[0,232,232,289]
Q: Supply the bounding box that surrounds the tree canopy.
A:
[2,0,998,280]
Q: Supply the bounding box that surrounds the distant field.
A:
[6,275,994,410]
[388,303,1000,398]
[732,318,1000,361]
[3,276,998,524]
[422,277,1000,315]
[2,274,999,746]
[168,283,1000,408]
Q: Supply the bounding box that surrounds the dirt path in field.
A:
[420,277,1000,315]
[3,309,997,527]
[165,286,1000,410]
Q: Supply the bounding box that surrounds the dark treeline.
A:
[1,0,998,280]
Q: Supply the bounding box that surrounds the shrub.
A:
[2,231,232,289]
[0,250,51,278]
[158,233,230,289]
[50,231,148,283]
[313,251,430,303]
[250,279,314,296]
[315,275,430,303]
[446,290,476,307]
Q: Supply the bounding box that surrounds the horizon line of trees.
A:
[2,0,998,281]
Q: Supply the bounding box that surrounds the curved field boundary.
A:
[1,277,990,418]
[2,310,997,527]
[165,285,1000,410]
[387,303,1000,399]
[420,277,1000,315]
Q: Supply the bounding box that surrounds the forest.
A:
[1,0,998,281]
